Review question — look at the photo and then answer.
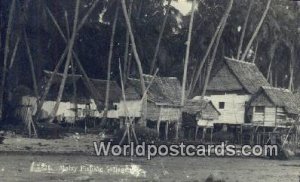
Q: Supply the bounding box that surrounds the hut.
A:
[182,99,220,140]
[16,70,122,123]
[247,86,299,127]
[205,57,270,125]
[116,74,182,139]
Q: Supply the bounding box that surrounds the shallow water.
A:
[0,154,299,182]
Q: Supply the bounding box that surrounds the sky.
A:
[168,0,193,15]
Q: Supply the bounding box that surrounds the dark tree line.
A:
[0,0,299,122]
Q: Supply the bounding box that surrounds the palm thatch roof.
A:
[183,99,220,116]
[125,74,182,106]
[42,70,121,105]
[207,57,270,94]
[182,99,220,127]
[90,79,122,103]
[250,86,300,115]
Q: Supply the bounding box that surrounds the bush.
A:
[37,122,63,139]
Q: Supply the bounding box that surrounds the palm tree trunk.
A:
[121,0,147,126]
[252,39,259,63]
[65,11,78,119]
[9,36,20,69]
[24,31,39,98]
[149,0,172,74]
[288,46,295,91]
[35,1,99,120]
[187,3,228,97]
[49,0,80,122]
[34,46,68,120]
[179,0,197,140]
[181,0,196,106]
[104,3,120,119]
[121,0,145,93]
[266,41,277,81]
[237,0,254,60]
[241,0,272,61]
[123,0,133,85]
[201,0,233,99]
[0,0,16,121]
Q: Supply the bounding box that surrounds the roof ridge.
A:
[224,56,255,65]
[262,86,291,92]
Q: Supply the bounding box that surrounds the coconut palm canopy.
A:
[0,0,299,120]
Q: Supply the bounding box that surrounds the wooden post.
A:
[296,125,298,147]
[175,120,181,140]
[120,118,124,129]
[241,125,243,145]
[195,125,199,141]
[210,128,213,143]
[202,128,206,142]
[250,127,254,145]
[157,118,161,138]
[165,121,169,140]
[263,127,266,144]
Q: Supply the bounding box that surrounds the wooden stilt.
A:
[175,121,181,140]
[240,125,243,145]
[119,122,128,145]
[195,125,199,140]
[120,118,124,129]
[27,107,32,137]
[210,128,213,143]
[84,120,87,134]
[296,125,298,147]
[263,127,266,144]
[157,119,161,138]
[250,133,253,145]
[127,124,131,144]
[202,128,206,142]
[165,121,169,140]
[132,123,139,144]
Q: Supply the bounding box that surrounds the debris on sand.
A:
[205,173,226,182]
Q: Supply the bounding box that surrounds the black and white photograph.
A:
[0,0,300,181]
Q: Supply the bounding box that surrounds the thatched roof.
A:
[42,70,121,104]
[183,99,220,115]
[294,89,300,108]
[125,74,182,106]
[183,99,220,121]
[91,79,122,103]
[251,86,300,115]
[207,58,270,94]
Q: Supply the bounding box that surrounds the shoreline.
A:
[0,135,298,160]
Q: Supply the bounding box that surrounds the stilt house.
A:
[205,57,270,124]
[116,74,182,139]
[182,99,220,139]
[15,71,121,123]
[247,86,300,127]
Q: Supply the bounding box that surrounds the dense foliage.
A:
[0,0,299,99]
